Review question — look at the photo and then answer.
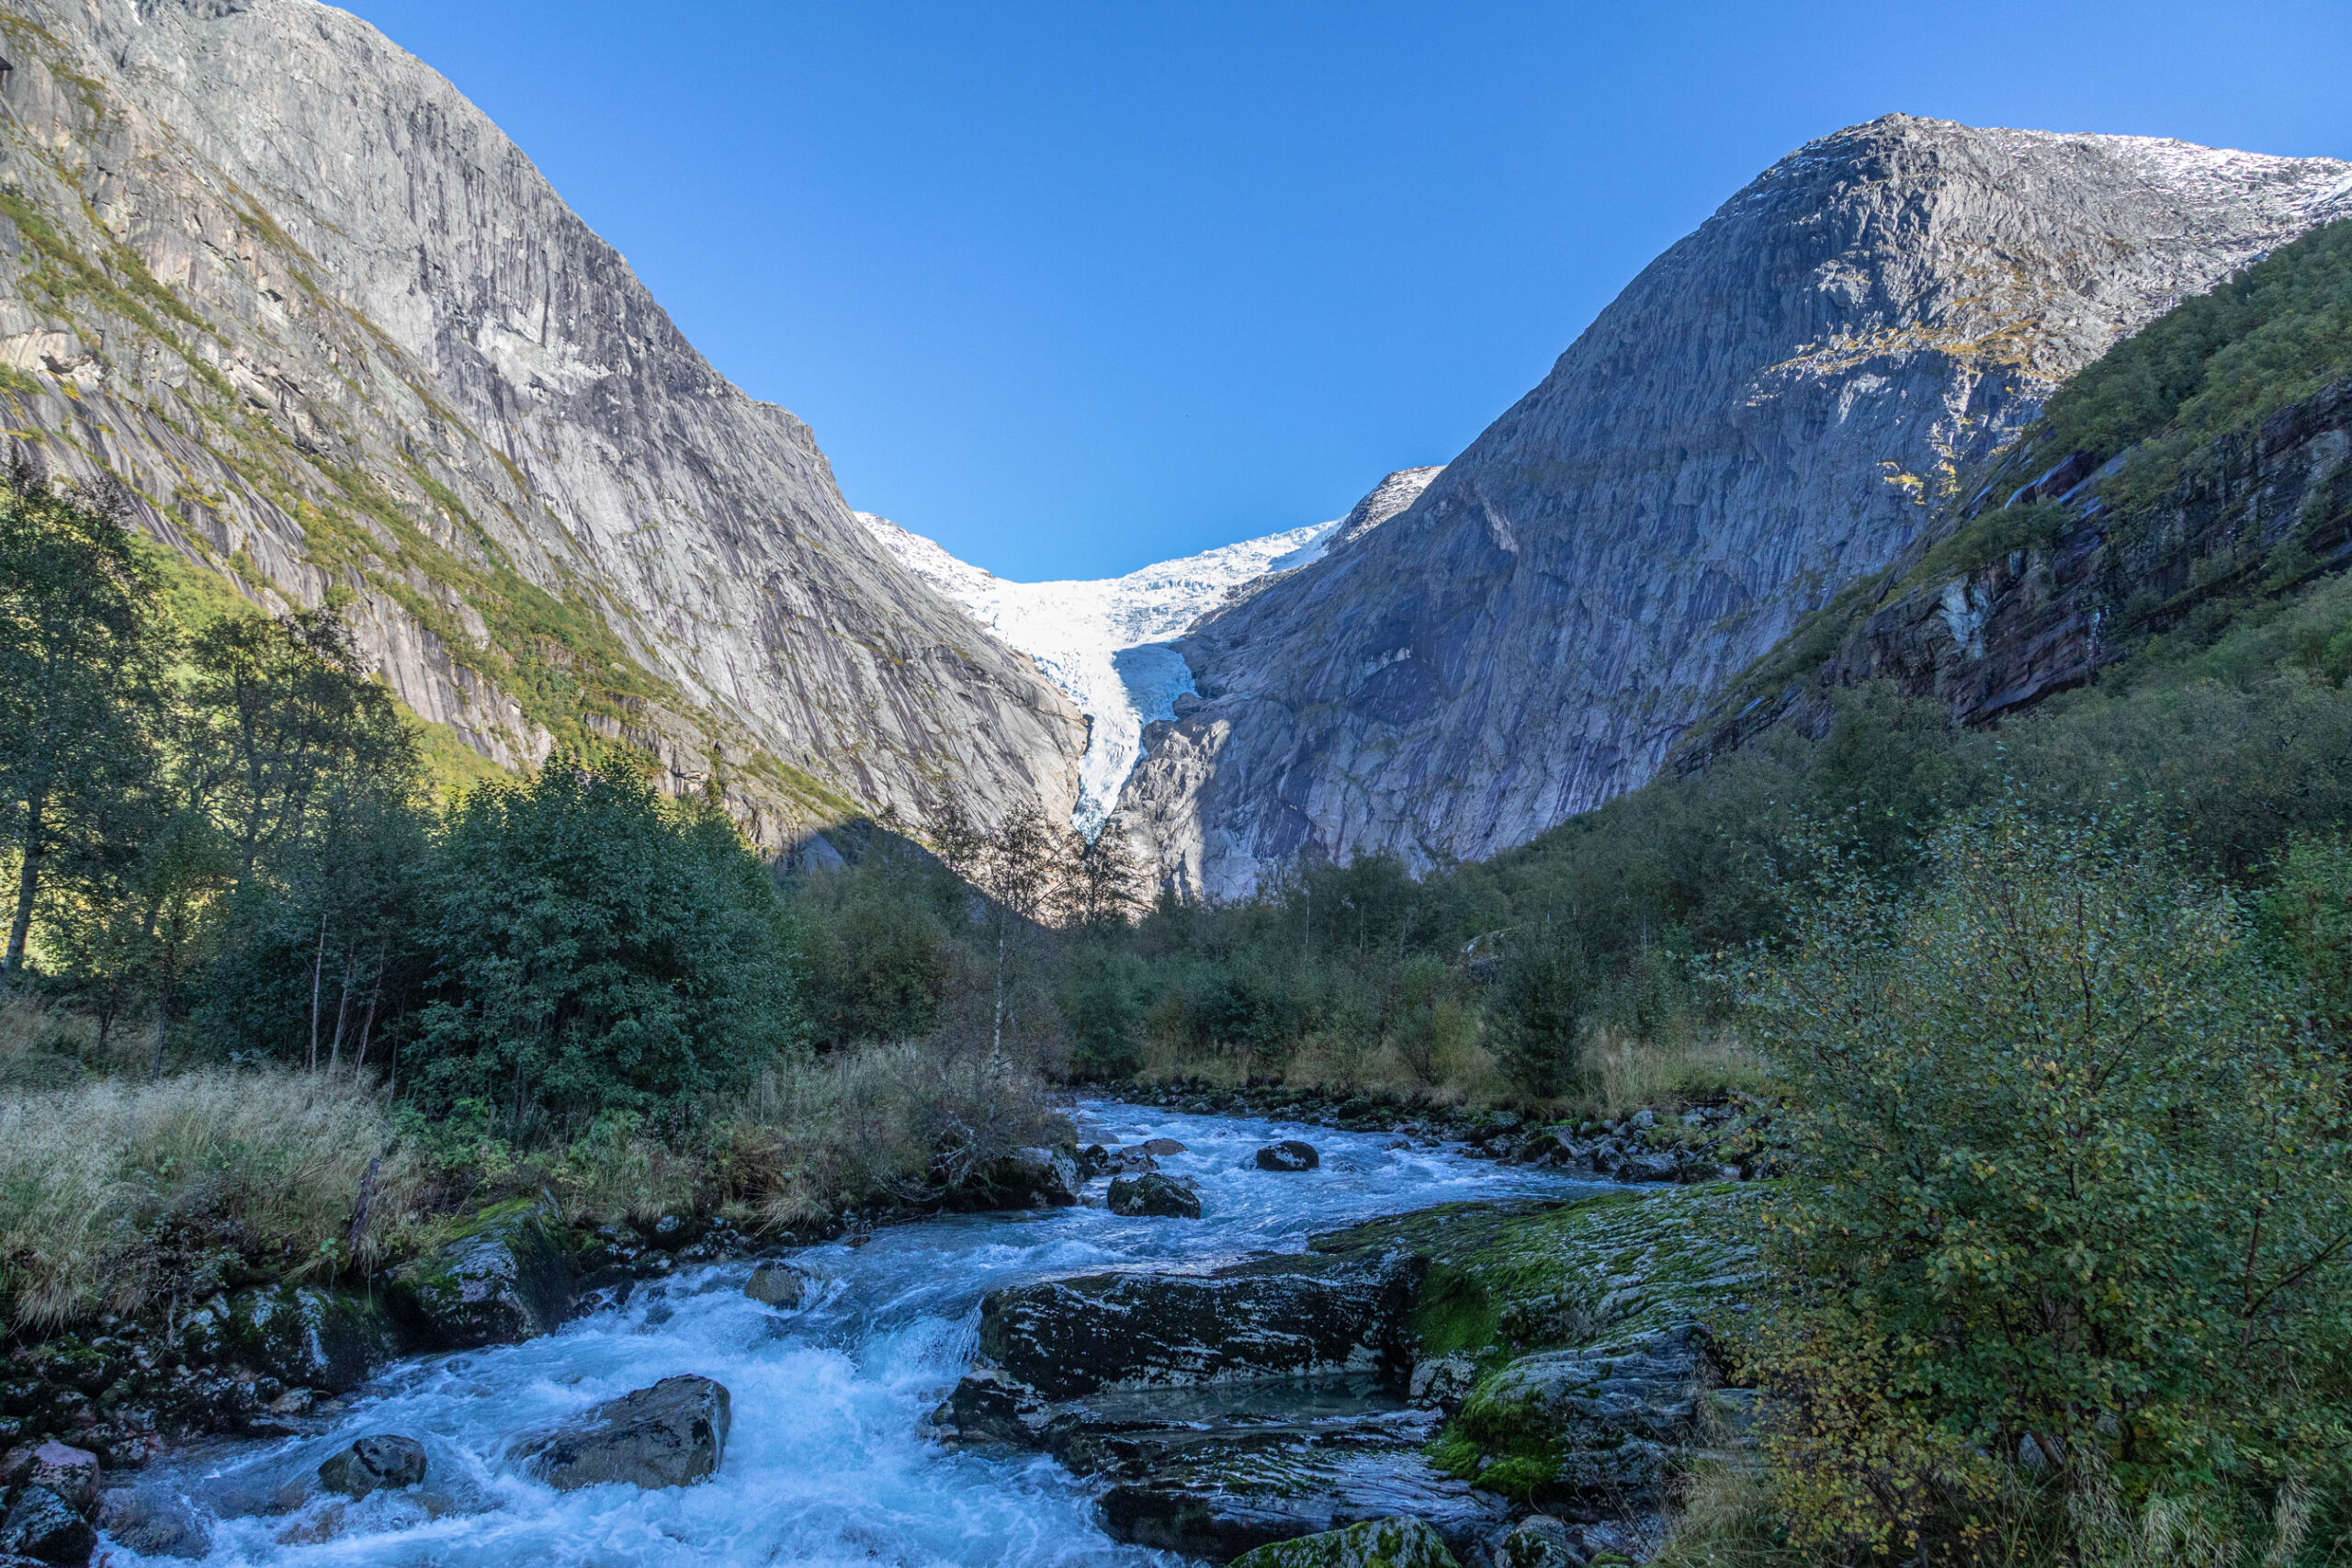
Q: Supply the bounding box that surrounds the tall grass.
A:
[0,1066,411,1328]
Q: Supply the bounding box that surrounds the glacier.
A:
[860,474,1436,831]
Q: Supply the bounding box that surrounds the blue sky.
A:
[344,1,2352,581]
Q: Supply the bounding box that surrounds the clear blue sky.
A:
[343,0,2351,581]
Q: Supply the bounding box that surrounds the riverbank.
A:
[62,1105,1675,1566]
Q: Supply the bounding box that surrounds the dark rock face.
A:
[970,1249,1423,1404]
[1493,1515,1584,1568]
[220,1286,401,1396]
[0,1449,94,1521]
[1123,116,2352,897]
[962,1146,1082,1211]
[1224,1513,1464,1568]
[1256,1141,1320,1172]
[389,1202,574,1350]
[1109,1175,1204,1219]
[743,1263,806,1309]
[316,1435,428,1499]
[0,1489,93,1567]
[517,1376,731,1492]
[1456,1325,1716,1516]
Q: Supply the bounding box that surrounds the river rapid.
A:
[107,1103,1599,1568]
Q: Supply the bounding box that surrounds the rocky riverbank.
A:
[938,1181,1764,1564]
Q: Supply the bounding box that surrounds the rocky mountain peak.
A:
[1120,117,2352,898]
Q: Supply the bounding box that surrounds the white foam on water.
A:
[112,1106,1601,1567]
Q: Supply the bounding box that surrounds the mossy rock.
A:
[223,1284,401,1394]
[1228,1516,1460,1568]
[388,1201,574,1349]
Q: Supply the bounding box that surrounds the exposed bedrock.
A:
[1123,116,2352,897]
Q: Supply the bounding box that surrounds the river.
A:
[107,1102,1598,1567]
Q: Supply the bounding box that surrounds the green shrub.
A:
[1743,805,2352,1560]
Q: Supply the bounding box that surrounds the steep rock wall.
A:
[0,0,1085,847]
[1122,116,2352,897]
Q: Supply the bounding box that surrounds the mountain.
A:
[860,465,1439,829]
[0,0,1085,848]
[1120,115,2352,898]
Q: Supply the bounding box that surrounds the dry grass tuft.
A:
[1584,1029,1769,1118]
[0,1066,413,1328]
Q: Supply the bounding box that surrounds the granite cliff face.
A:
[1122,117,2352,897]
[0,0,1084,847]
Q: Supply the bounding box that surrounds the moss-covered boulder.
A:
[1108,1174,1203,1218]
[1227,1517,1460,1568]
[222,1286,401,1394]
[388,1201,574,1350]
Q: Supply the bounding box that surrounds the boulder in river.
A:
[1227,1516,1461,1568]
[1453,1324,1713,1512]
[1254,1140,1320,1172]
[316,1435,428,1498]
[517,1375,731,1491]
[963,1146,1081,1210]
[744,1262,805,1309]
[93,1489,209,1560]
[1138,1137,1187,1156]
[0,1487,94,1567]
[1108,1174,1203,1219]
[389,1201,573,1349]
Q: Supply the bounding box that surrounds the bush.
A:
[410,762,801,1134]
[1742,806,2352,1560]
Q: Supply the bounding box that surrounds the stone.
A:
[1227,1517,1461,1568]
[1120,118,2352,899]
[1455,1325,1713,1511]
[1104,1148,1160,1176]
[0,0,1087,857]
[743,1263,805,1309]
[1138,1138,1187,1156]
[389,1201,574,1350]
[517,1376,731,1491]
[1407,1354,1477,1413]
[0,1489,93,1567]
[964,1146,1082,1210]
[0,1446,95,1518]
[1495,1516,1586,1568]
[316,1434,428,1498]
[94,1490,210,1560]
[961,1247,1422,1405]
[224,1285,401,1395]
[1255,1140,1320,1172]
[1109,1174,1204,1219]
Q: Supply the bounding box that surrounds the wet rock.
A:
[389,1201,574,1350]
[0,1488,93,1567]
[517,1375,731,1491]
[0,1446,96,1518]
[967,1247,1423,1405]
[1494,1515,1586,1568]
[1254,1141,1320,1172]
[1614,1153,1685,1185]
[743,1263,805,1309]
[965,1146,1081,1210]
[1078,1145,1112,1179]
[1226,1516,1462,1568]
[316,1434,428,1498]
[1456,1325,1713,1513]
[94,1489,209,1559]
[223,1286,401,1395]
[1138,1138,1187,1156]
[1407,1354,1477,1414]
[1104,1148,1161,1176]
[1109,1175,1203,1219]
[1093,1405,1503,1562]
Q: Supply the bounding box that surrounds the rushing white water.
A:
[109,1105,1599,1568]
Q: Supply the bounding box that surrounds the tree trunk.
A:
[4,793,42,976]
[327,942,356,1073]
[351,942,386,1077]
[149,967,173,1079]
[307,910,327,1072]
